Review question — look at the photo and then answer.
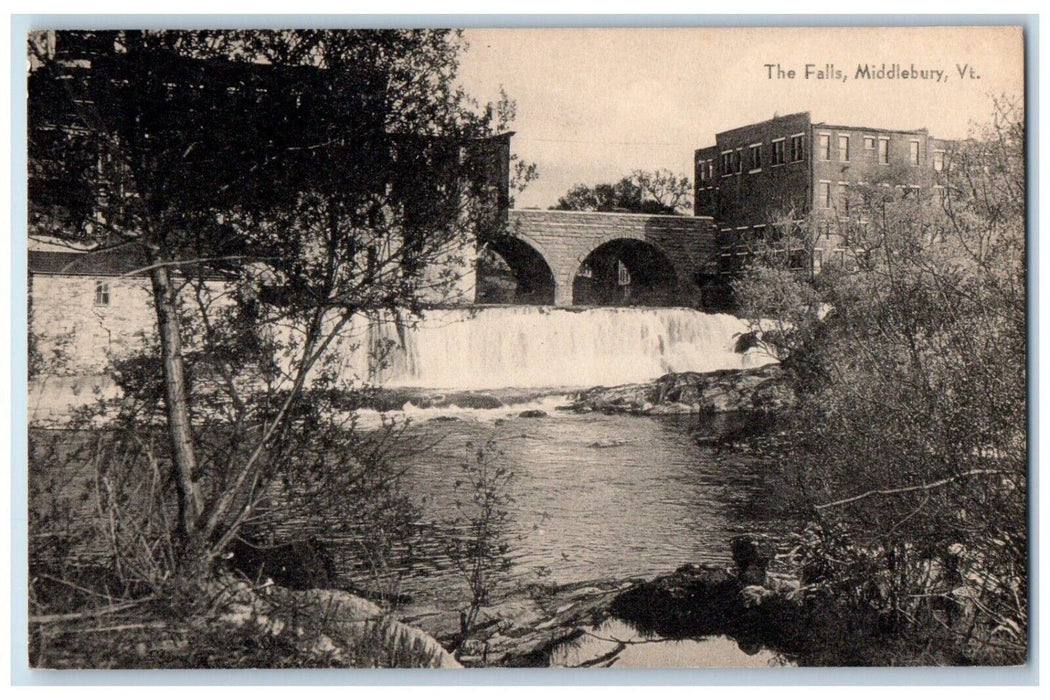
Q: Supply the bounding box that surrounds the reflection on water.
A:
[549,619,791,668]
[342,408,779,610]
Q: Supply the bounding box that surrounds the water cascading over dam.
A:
[338,307,773,390]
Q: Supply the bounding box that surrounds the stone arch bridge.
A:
[477,209,719,307]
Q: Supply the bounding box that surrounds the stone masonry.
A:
[505,209,719,306]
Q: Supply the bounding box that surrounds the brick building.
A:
[694,112,951,277]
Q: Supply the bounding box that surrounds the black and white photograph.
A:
[21,23,1028,671]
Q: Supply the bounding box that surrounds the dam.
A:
[338,305,773,391]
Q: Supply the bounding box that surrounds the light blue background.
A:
[9,13,1039,686]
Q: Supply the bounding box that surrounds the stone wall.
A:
[418,236,478,306]
[30,274,157,375]
[28,374,121,425]
[29,272,228,377]
[505,209,719,306]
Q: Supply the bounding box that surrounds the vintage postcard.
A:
[23,24,1027,671]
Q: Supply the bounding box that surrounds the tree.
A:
[551,169,691,214]
[734,98,1026,662]
[28,30,522,580]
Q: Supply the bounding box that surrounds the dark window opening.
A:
[93,280,110,306]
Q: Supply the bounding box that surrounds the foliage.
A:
[729,211,826,368]
[29,575,452,669]
[733,97,1027,663]
[442,435,516,647]
[551,169,692,214]
[27,29,528,584]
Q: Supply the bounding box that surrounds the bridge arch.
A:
[571,238,681,307]
[475,236,557,305]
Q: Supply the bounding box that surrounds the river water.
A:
[325,306,783,611]
[342,407,781,611]
[337,306,773,389]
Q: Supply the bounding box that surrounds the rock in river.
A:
[567,364,794,416]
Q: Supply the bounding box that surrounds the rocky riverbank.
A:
[395,536,806,668]
[565,364,794,416]
[31,572,461,669]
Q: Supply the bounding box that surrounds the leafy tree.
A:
[734,97,1026,662]
[551,169,691,214]
[28,29,523,581]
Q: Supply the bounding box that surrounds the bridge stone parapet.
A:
[501,209,719,306]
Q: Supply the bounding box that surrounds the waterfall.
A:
[335,306,774,391]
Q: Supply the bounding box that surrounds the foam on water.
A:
[338,306,772,391]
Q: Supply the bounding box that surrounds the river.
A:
[336,406,783,612]
[317,306,785,614]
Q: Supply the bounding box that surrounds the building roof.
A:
[812,122,929,136]
[29,248,151,276]
[28,247,227,279]
[696,113,937,152]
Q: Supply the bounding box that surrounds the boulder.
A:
[567,365,794,416]
[608,563,740,637]
[518,409,547,418]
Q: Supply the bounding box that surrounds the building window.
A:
[720,151,733,176]
[819,133,831,161]
[748,144,762,171]
[93,281,110,306]
[771,139,786,166]
[735,149,743,173]
[813,249,823,273]
[838,182,850,212]
[787,247,809,271]
[697,160,709,182]
[838,135,850,162]
[933,150,945,171]
[864,136,876,150]
[791,134,805,162]
[910,140,921,166]
[878,138,890,164]
[818,181,832,208]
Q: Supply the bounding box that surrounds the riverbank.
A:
[393,536,806,668]
[30,572,461,669]
[29,366,803,669]
[392,534,986,668]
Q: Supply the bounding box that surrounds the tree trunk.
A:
[150,262,204,547]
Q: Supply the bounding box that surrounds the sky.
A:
[455,26,1024,210]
